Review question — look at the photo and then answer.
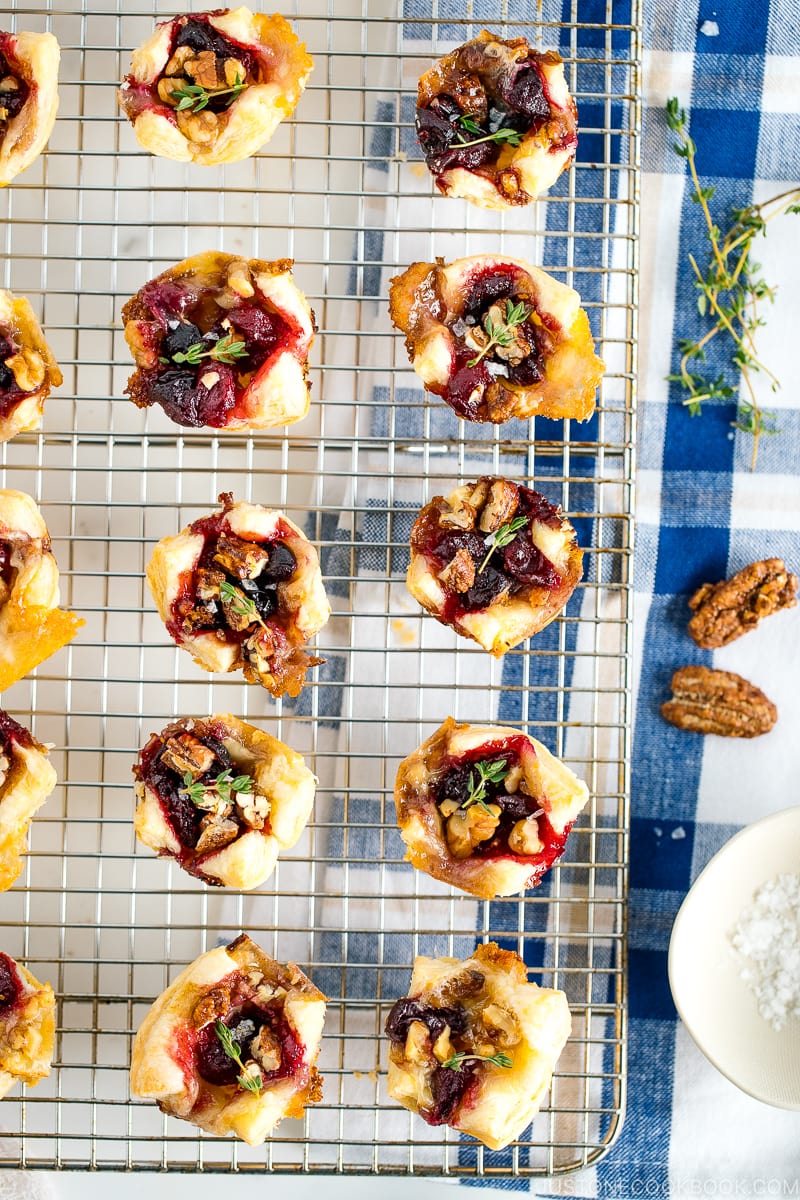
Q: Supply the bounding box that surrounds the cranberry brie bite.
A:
[0,711,56,893]
[385,943,570,1149]
[134,715,316,889]
[122,252,314,431]
[389,255,603,424]
[415,31,577,209]
[131,934,326,1144]
[0,31,59,186]
[118,8,312,166]
[407,477,583,657]
[0,952,55,1098]
[0,489,84,692]
[0,290,62,442]
[395,718,588,899]
[147,493,330,699]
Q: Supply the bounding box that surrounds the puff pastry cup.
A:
[0,31,59,187]
[0,952,55,1098]
[130,934,326,1145]
[415,31,577,209]
[407,477,583,657]
[0,489,83,692]
[0,710,56,893]
[0,290,62,443]
[133,714,316,889]
[389,255,603,424]
[118,8,312,166]
[394,718,589,899]
[147,492,330,698]
[122,252,315,431]
[385,942,571,1149]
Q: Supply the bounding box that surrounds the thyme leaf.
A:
[213,1019,263,1094]
[666,96,799,468]
[219,579,262,622]
[171,74,245,114]
[160,331,248,367]
[180,768,254,807]
[478,515,529,574]
[441,1050,513,1072]
[460,759,509,814]
[454,112,525,152]
[466,298,531,369]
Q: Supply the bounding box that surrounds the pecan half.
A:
[661,666,777,738]
[161,733,216,779]
[439,546,476,593]
[688,558,798,649]
[213,533,268,580]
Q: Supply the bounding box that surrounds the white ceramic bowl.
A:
[668,805,800,1109]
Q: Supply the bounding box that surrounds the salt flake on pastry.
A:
[0,489,84,692]
[122,252,314,431]
[0,952,55,1098]
[133,714,316,889]
[415,31,576,209]
[147,492,330,698]
[0,711,56,893]
[406,477,583,656]
[118,8,312,166]
[130,934,326,1145]
[0,30,59,187]
[395,717,589,899]
[385,942,570,1149]
[0,290,62,442]
[389,255,603,424]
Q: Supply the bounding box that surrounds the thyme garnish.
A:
[219,579,262,622]
[160,331,248,368]
[213,1019,263,1094]
[478,515,529,574]
[441,1050,513,1072]
[666,96,800,468]
[180,768,254,807]
[171,75,245,114]
[466,298,531,369]
[460,759,509,815]
[455,113,524,152]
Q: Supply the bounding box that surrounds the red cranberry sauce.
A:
[135,720,234,854]
[413,484,562,618]
[0,708,35,753]
[0,43,30,132]
[435,737,569,871]
[130,275,293,428]
[167,509,298,643]
[384,996,478,1125]
[0,952,23,1018]
[416,54,551,178]
[437,267,551,420]
[0,332,24,412]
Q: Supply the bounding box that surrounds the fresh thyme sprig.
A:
[171,74,245,113]
[454,112,525,152]
[180,768,254,807]
[219,579,262,622]
[214,1019,263,1094]
[160,331,248,368]
[665,96,800,468]
[441,1050,513,1073]
[478,515,529,574]
[461,759,509,815]
[466,298,530,369]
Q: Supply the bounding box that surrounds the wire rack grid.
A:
[0,0,640,1178]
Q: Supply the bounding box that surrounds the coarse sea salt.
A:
[730,873,800,1032]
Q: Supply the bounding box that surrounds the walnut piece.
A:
[478,479,519,533]
[250,1025,282,1073]
[5,349,45,393]
[185,50,219,90]
[480,1003,520,1047]
[213,533,269,580]
[160,733,217,779]
[661,666,777,738]
[192,985,231,1028]
[688,558,798,649]
[507,817,543,855]
[438,546,476,593]
[446,803,501,858]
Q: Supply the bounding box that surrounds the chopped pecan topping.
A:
[213,533,269,580]
[235,789,270,831]
[478,478,519,533]
[195,815,239,854]
[192,985,231,1028]
[195,566,225,601]
[250,1025,282,1072]
[438,546,476,593]
[661,666,777,738]
[220,583,260,632]
[688,558,798,649]
[160,732,217,779]
[438,496,477,530]
[445,803,501,859]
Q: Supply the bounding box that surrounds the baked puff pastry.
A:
[118,8,312,166]
[130,934,325,1145]
[389,255,603,424]
[0,489,83,692]
[147,492,330,699]
[122,252,314,431]
[0,31,59,187]
[0,710,56,892]
[415,31,577,209]
[133,714,316,889]
[0,952,55,1098]
[394,718,589,899]
[407,477,583,657]
[385,942,570,1149]
[0,290,62,442]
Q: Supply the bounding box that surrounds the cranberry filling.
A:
[195,1002,303,1087]
[137,723,233,852]
[384,998,468,1045]
[0,51,30,132]
[0,333,22,408]
[172,17,257,85]
[0,952,23,1017]
[428,1058,480,1125]
[0,708,35,753]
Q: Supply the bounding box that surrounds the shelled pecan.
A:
[661,666,777,738]
[688,558,797,649]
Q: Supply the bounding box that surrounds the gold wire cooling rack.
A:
[0,0,640,1177]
